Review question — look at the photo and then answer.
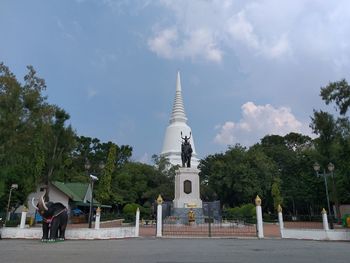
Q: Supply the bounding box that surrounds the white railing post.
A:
[255,195,264,239]
[277,204,284,238]
[156,195,163,237]
[135,207,140,237]
[19,207,28,229]
[322,208,329,231]
[94,207,101,230]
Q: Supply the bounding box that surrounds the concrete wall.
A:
[282,229,350,241]
[1,226,136,240]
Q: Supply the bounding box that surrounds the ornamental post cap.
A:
[23,206,29,212]
[96,207,101,214]
[277,204,282,213]
[321,208,327,214]
[255,195,261,206]
[157,194,163,205]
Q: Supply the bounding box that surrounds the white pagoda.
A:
[160,71,199,168]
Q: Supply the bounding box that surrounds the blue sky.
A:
[1,0,350,163]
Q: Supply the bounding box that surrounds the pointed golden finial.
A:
[96,207,101,215]
[255,195,261,206]
[277,204,282,213]
[157,194,163,205]
[321,208,327,214]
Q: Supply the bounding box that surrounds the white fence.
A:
[1,226,137,240]
[278,207,350,241]
[0,208,140,240]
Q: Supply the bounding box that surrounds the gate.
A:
[162,216,256,238]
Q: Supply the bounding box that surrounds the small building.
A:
[26,181,109,222]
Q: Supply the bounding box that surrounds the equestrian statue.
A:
[181,131,193,168]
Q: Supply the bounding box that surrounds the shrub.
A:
[223,203,256,222]
[122,203,139,215]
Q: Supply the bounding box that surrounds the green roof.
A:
[52,181,88,202]
[51,181,107,206]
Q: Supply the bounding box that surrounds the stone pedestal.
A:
[172,167,203,224]
[173,167,202,209]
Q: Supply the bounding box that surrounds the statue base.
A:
[173,167,202,209]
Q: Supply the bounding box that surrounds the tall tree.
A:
[0,63,76,209]
[96,144,116,204]
[320,79,350,115]
[199,144,276,210]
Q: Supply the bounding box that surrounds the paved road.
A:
[0,238,349,263]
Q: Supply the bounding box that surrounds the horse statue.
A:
[181,132,193,168]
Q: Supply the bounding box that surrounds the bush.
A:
[122,203,139,215]
[223,203,256,222]
[121,203,154,222]
[122,203,140,223]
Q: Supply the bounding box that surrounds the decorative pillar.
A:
[277,204,284,238]
[322,208,329,231]
[94,207,101,230]
[255,195,264,238]
[135,207,140,237]
[277,204,284,230]
[156,194,163,237]
[20,207,28,229]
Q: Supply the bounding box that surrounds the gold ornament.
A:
[255,195,262,206]
[157,194,163,205]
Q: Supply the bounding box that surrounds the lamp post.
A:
[6,184,18,225]
[86,160,104,229]
[327,163,341,224]
[313,162,335,229]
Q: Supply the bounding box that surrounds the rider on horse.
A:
[181,132,193,168]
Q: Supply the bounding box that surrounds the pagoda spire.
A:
[169,71,187,124]
[160,71,199,168]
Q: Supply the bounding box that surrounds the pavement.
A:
[0,238,349,263]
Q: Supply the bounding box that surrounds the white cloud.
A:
[147,0,350,67]
[226,11,259,49]
[214,102,312,146]
[148,27,222,62]
[148,28,178,59]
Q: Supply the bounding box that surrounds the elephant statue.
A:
[32,192,68,242]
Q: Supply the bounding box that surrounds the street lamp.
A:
[326,163,341,224]
[313,162,336,229]
[6,184,18,225]
[86,160,104,228]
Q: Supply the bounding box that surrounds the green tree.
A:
[199,144,276,210]
[96,144,116,204]
[0,63,76,209]
[320,79,350,115]
[271,176,283,211]
[258,133,324,215]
